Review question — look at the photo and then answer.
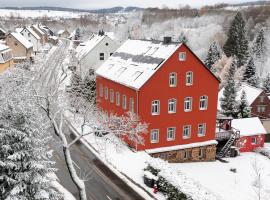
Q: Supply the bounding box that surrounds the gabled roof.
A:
[96,39,181,90]
[21,27,41,40]
[10,32,33,49]
[218,83,263,110]
[0,28,6,34]
[75,34,107,60]
[232,117,267,136]
[32,25,45,35]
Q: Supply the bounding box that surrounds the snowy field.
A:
[0,9,86,18]
[172,150,270,200]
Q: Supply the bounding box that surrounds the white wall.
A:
[20,29,40,52]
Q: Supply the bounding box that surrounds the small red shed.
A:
[232,117,267,152]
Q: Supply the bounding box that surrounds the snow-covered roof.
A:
[96,39,181,90]
[75,34,106,60]
[57,30,66,35]
[10,32,33,49]
[15,28,23,33]
[0,44,9,51]
[32,25,45,35]
[145,140,218,154]
[218,83,263,110]
[0,28,6,34]
[232,117,267,136]
[25,27,41,40]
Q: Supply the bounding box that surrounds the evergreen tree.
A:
[178,32,188,44]
[252,28,266,61]
[75,28,81,41]
[262,74,270,94]
[243,56,258,87]
[220,59,238,117]
[238,91,251,118]
[204,41,222,70]
[223,12,249,68]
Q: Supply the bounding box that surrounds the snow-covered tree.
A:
[238,91,251,118]
[75,28,81,41]
[243,56,258,87]
[220,59,238,117]
[262,74,270,94]
[204,41,222,70]
[0,68,60,200]
[178,32,188,44]
[252,28,266,61]
[223,12,249,68]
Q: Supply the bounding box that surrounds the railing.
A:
[215,131,232,140]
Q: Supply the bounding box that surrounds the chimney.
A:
[163,36,172,44]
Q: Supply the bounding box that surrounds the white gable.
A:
[33,25,45,35]
[232,117,267,136]
[11,32,33,49]
[96,39,181,90]
[25,27,41,40]
[218,83,263,110]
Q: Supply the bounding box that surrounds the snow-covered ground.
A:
[0,9,86,19]
[172,152,270,200]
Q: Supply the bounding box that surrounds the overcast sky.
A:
[0,0,260,9]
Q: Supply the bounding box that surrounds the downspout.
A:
[136,89,139,151]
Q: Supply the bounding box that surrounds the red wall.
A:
[96,44,219,151]
[236,135,265,152]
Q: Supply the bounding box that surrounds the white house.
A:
[19,27,41,52]
[75,33,119,79]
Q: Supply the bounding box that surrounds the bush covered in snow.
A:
[255,147,270,159]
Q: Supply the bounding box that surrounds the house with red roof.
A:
[96,37,220,162]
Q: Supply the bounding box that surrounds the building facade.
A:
[96,39,220,162]
[0,44,13,73]
[20,27,41,52]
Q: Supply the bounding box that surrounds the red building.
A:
[96,38,220,162]
[232,117,267,152]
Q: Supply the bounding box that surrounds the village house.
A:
[31,24,47,44]
[218,83,270,119]
[39,25,54,36]
[0,28,6,40]
[0,44,13,73]
[18,27,41,53]
[57,29,70,38]
[75,32,119,79]
[96,38,220,163]
[232,117,267,152]
[6,32,33,62]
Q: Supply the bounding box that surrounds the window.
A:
[199,96,208,110]
[99,84,103,97]
[199,148,204,158]
[183,125,191,138]
[167,127,176,141]
[252,137,257,145]
[100,53,104,60]
[151,100,160,115]
[122,95,127,109]
[110,89,114,103]
[151,129,159,143]
[14,42,18,46]
[105,43,109,46]
[168,99,177,113]
[259,96,265,103]
[179,52,186,61]
[28,33,30,37]
[186,71,193,85]
[257,106,266,113]
[110,53,113,56]
[116,92,120,106]
[129,98,134,112]
[198,123,206,136]
[184,150,189,159]
[169,72,177,87]
[104,87,108,100]
[184,97,192,112]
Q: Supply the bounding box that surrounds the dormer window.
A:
[169,72,177,87]
[179,52,186,61]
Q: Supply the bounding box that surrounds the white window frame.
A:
[184,97,192,112]
[167,127,176,141]
[198,123,206,137]
[104,87,108,100]
[129,98,134,113]
[151,100,160,115]
[122,95,127,110]
[100,53,104,60]
[259,95,265,103]
[199,96,208,110]
[183,125,191,139]
[251,137,257,145]
[116,92,120,106]
[110,89,114,103]
[99,84,103,97]
[169,72,177,87]
[257,106,266,113]
[168,98,177,113]
[150,129,159,143]
[179,52,186,61]
[186,71,193,86]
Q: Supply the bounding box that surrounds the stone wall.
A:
[151,144,216,163]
